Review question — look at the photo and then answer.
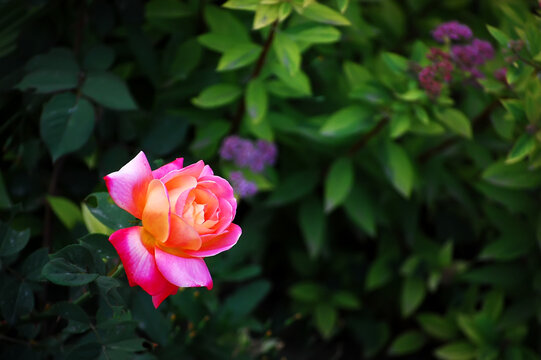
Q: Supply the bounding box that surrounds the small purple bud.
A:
[229,171,258,198]
[432,21,473,43]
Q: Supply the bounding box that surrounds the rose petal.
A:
[164,213,201,250]
[160,160,206,183]
[185,223,241,257]
[142,179,170,244]
[104,151,153,219]
[154,248,213,289]
[109,227,172,295]
[151,283,178,308]
[165,175,198,211]
[152,158,184,179]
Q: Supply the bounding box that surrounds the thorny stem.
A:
[232,20,279,132]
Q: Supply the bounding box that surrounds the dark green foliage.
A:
[1,0,541,359]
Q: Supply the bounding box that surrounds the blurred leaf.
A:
[190,120,231,159]
[47,196,83,230]
[16,70,78,93]
[382,52,409,73]
[438,109,472,139]
[320,105,376,137]
[479,232,533,261]
[0,222,30,257]
[286,24,341,44]
[315,304,337,339]
[381,141,415,198]
[145,0,192,18]
[50,302,90,334]
[506,134,536,164]
[486,25,510,46]
[0,278,34,325]
[273,32,301,75]
[324,157,354,212]
[482,161,541,189]
[20,248,49,282]
[223,279,271,317]
[169,38,202,81]
[417,313,458,340]
[435,341,476,360]
[141,114,188,156]
[299,2,350,26]
[246,79,268,124]
[336,0,349,13]
[253,3,280,29]
[343,184,376,236]
[299,196,326,258]
[266,169,319,206]
[482,291,504,321]
[401,276,425,317]
[79,234,118,263]
[223,0,259,11]
[331,291,360,310]
[0,172,11,208]
[84,45,115,71]
[473,181,535,213]
[365,256,393,291]
[82,72,137,110]
[289,282,325,303]
[205,5,250,40]
[457,314,485,346]
[40,94,95,161]
[192,84,242,108]
[388,331,426,356]
[217,43,261,71]
[390,112,411,138]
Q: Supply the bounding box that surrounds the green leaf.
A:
[25,48,79,73]
[266,169,319,206]
[457,315,485,346]
[438,108,472,139]
[324,157,354,212]
[382,52,409,73]
[289,282,325,303]
[473,180,535,213]
[388,331,426,356]
[17,70,78,93]
[84,45,115,71]
[273,32,301,75]
[198,33,242,53]
[145,0,192,18]
[286,25,341,44]
[190,120,231,159]
[43,245,99,286]
[343,185,376,236]
[320,105,376,137]
[336,0,349,13]
[245,79,268,124]
[223,280,271,317]
[50,302,90,334]
[365,257,393,290]
[479,232,533,261]
[169,38,202,81]
[253,3,280,30]
[486,25,510,46]
[482,291,504,321]
[299,196,326,258]
[435,341,476,360]
[0,278,34,325]
[205,5,250,41]
[381,141,415,198]
[0,172,11,209]
[299,2,351,26]
[401,276,425,317]
[315,304,337,339]
[217,43,261,71]
[40,94,95,161]
[331,291,361,310]
[192,84,242,108]
[417,313,458,340]
[0,222,30,257]
[21,248,49,282]
[270,64,312,96]
[390,112,411,138]
[222,0,259,11]
[47,195,83,230]
[82,201,113,236]
[84,192,137,231]
[482,160,541,189]
[82,72,137,110]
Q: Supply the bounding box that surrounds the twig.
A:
[348,117,390,156]
[232,20,279,132]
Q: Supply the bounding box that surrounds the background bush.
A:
[1,0,541,359]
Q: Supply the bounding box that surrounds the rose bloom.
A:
[104,152,241,307]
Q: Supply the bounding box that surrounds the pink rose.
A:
[104,152,241,307]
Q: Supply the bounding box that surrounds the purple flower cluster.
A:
[494,67,507,84]
[451,39,494,78]
[220,135,278,198]
[229,171,257,198]
[432,21,473,43]
[419,21,496,98]
[220,136,277,173]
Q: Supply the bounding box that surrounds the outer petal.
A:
[164,214,201,250]
[151,283,178,308]
[184,223,241,257]
[109,227,172,295]
[104,151,153,219]
[142,179,170,244]
[152,158,184,179]
[154,248,213,290]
